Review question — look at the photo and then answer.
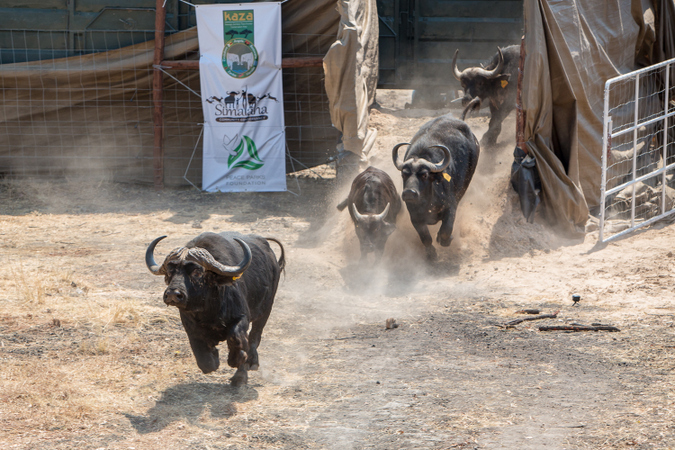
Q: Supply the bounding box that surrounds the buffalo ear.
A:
[210,273,241,286]
[383,222,397,236]
[496,74,511,83]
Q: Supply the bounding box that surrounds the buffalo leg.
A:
[187,335,220,374]
[410,218,437,260]
[481,106,509,147]
[359,241,374,262]
[227,316,250,386]
[246,309,271,371]
[437,207,457,247]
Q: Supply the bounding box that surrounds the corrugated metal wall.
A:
[378,0,524,90]
[0,0,171,63]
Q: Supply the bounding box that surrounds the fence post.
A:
[153,0,167,189]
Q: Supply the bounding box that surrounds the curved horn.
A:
[351,203,366,223]
[427,145,452,173]
[452,49,464,80]
[374,202,391,221]
[476,47,504,79]
[188,238,252,277]
[392,142,411,170]
[146,235,168,275]
[461,97,481,120]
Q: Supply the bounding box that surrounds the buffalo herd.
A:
[146,46,516,385]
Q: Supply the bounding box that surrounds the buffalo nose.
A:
[402,189,419,203]
[164,288,185,306]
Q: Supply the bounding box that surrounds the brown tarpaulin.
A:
[323,0,379,162]
[522,0,675,236]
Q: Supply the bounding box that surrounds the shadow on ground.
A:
[125,382,258,434]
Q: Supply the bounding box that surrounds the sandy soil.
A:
[1,89,675,449]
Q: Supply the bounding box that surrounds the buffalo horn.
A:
[392,142,411,170]
[375,202,391,221]
[146,235,168,275]
[187,238,252,277]
[452,49,464,80]
[461,97,481,120]
[351,203,365,223]
[476,47,504,79]
[427,145,452,173]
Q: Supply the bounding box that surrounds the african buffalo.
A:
[392,114,480,260]
[145,232,284,386]
[453,45,519,147]
[337,166,401,260]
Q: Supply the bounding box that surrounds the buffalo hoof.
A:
[480,136,498,149]
[230,369,248,387]
[246,350,259,370]
[425,246,437,261]
[437,232,452,247]
[228,349,248,368]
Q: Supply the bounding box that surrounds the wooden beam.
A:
[158,55,324,71]
[281,56,324,68]
[152,0,167,189]
[515,36,526,153]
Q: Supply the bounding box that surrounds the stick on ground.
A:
[502,310,560,328]
[539,325,620,332]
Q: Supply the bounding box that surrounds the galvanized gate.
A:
[600,57,675,242]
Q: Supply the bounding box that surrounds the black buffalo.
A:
[145,232,284,386]
[337,166,401,260]
[392,114,480,260]
[453,45,519,147]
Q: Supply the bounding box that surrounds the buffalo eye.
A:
[186,263,204,280]
[419,172,429,180]
[165,261,178,276]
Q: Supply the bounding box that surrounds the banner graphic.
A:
[196,3,286,192]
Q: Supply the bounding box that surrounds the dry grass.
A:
[3,114,675,448]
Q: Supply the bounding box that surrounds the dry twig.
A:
[502,310,560,328]
[539,324,620,332]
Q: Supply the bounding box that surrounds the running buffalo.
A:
[145,232,285,386]
[337,166,401,260]
[453,45,519,147]
[392,114,480,260]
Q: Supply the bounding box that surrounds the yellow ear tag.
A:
[232,275,241,281]
[443,173,451,182]
[501,80,509,89]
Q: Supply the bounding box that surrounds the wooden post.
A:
[516,36,527,153]
[152,0,167,189]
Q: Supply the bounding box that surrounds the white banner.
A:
[196,3,286,192]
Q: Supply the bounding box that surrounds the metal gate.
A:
[600,57,675,242]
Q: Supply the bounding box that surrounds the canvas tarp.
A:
[323,0,379,163]
[0,0,376,184]
[522,0,675,236]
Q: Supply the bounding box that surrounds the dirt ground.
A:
[2,89,675,449]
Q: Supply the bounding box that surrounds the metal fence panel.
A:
[0,28,338,186]
[600,57,675,242]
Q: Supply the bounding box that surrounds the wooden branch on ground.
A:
[515,309,540,315]
[501,310,560,328]
[539,324,620,332]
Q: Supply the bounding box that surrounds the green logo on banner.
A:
[224,134,264,170]
[222,10,258,78]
